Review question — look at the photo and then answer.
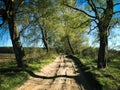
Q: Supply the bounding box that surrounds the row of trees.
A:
[0,0,120,69]
[0,0,88,67]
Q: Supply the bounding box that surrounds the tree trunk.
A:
[66,36,74,54]
[97,0,113,69]
[8,21,25,67]
[39,24,49,53]
[42,38,49,53]
[7,0,25,67]
[98,31,108,69]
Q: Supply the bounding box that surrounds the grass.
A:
[78,57,120,90]
[0,71,28,90]
[0,61,28,90]
[0,52,57,90]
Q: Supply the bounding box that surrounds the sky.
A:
[0,27,120,50]
[88,27,120,50]
[75,0,120,50]
[0,30,12,47]
[0,0,120,50]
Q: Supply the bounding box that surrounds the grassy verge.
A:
[78,56,120,90]
[0,53,57,90]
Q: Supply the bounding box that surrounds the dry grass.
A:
[0,53,15,63]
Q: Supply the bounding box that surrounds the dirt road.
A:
[17,55,91,90]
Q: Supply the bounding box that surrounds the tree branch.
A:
[70,19,90,29]
[114,3,120,6]
[88,26,97,34]
[87,0,99,20]
[90,19,98,24]
[64,4,96,18]
[96,7,105,11]
[20,15,42,34]
[15,0,24,12]
[0,22,4,27]
[0,9,7,27]
[113,11,120,14]
[87,0,95,11]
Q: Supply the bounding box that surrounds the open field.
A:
[0,51,57,90]
[0,53,15,63]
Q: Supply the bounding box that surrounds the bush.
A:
[81,47,98,59]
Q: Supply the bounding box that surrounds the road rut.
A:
[17,55,90,90]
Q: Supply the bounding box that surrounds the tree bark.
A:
[42,37,49,53]
[8,20,25,67]
[97,0,113,69]
[66,36,74,54]
[7,0,25,67]
[98,31,108,68]
[39,24,49,53]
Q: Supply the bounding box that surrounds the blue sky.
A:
[0,27,120,50]
[0,30,12,47]
[0,0,120,50]
[75,0,120,50]
[88,27,120,50]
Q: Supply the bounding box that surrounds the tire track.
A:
[17,55,89,90]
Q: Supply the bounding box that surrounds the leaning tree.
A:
[0,0,25,67]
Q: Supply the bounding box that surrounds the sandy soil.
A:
[17,55,91,90]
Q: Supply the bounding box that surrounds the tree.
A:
[0,0,25,67]
[53,4,89,54]
[64,0,120,69]
[19,0,57,53]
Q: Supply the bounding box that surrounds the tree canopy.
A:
[0,0,120,68]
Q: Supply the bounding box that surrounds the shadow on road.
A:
[0,55,102,90]
[66,55,102,90]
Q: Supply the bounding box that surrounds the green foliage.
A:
[16,0,90,53]
[81,58,120,90]
[0,61,28,90]
[81,47,98,59]
[52,4,90,54]
[25,51,57,72]
[18,0,58,47]
[0,71,28,90]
